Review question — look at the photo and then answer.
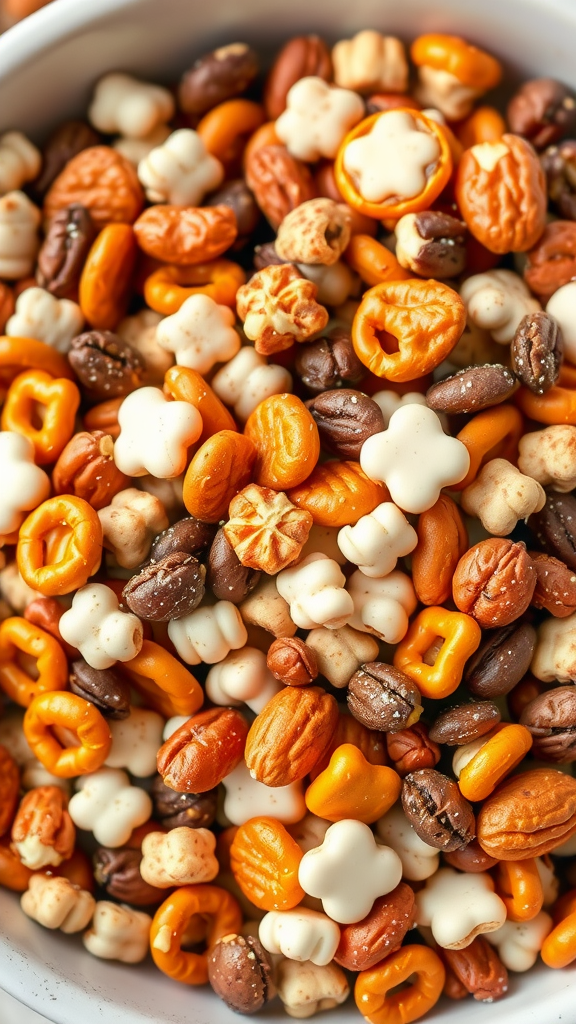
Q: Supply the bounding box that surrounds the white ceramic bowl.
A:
[1,0,576,1020]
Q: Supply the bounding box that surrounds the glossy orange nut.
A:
[457,106,506,149]
[355,945,445,1024]
[150,884,243,985]
[0,836,33,892]
[230,816,304,912]
[0,336,74,390]
[412,494,468,607]
[344,234,410,286]
[17,495,103,597]
[183,430,256,523]
[0,617,68,708]
[83,396,123,438]
[495,859,544,923]
[163,365,236,445]
[410,34,502,90]
[335,110,453,221]
[144,260,246,314]
[515,385,576,425]
[311,712,389,780]
[287,461,388,527]
[244,393,320,490]
[23,690,112,778]
[242,121,280,167]
[305,744,401,824]
[458,724,533,803]
[394,607,481,700]
[1,369,80,464]
[541,911,576,969]
[351,278,466,382]
[454,405,524,489]
[79,223,137,330]
[197,99,265,166]
[122,640,204,718]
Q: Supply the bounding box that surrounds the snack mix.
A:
[3,24,576,1024]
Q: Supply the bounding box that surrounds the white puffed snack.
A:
[415,66,483,120]
[305,625,379,688]
[415,868,507,949]
[206,647,282,714]
[276,958,350,1019]
[461,458,546,536]
[156,293,240,374]
[342,110,441,205]
[89,72,174,138]
[360,404,470,514]
[98,487,169,569]
[0,190,40,279]
[371,389,427,429]
[168,600,248,665]
[59,583,143,670]
[0,561,39,612]
[296,261,356,307]
[486,912,552,972]
[69,768,152,847]
[21,758,70,795]
[114,386,202,478]
[140,827,219,887]
[338,501,417,578]
[212,347,293,422]
[113,124,171,166]
[289,814,331,854]
[6,286,84,353]
[117,308,172,384]
[332,30,408,93]
[21,875,95,934]
[0,131,41,195]
[275,77,364,162]
[376,804,440,881]
[460,269,541,344]
[346,569,417,644]
[531,613,576,683]
[0,432,50,535]
[518,424,576,493]
[83,901,151,963]
[259,908,340,967]
[276,553,354,630]
[298,819,403,924]
[547,281,576,364]
[222,760,306,826]
[138,128,224,206]
[105,708,165,778]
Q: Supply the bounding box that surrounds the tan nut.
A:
[21,874,95,933]
[461,458,546,536]
[236,264,329,355]
[305,625,379,688]
[98,487,169,569]
[239,575,297,638]
[518,425,576,493]
[224,484,313,575]
[11,786,75,869]
[140,827,219,887]
[116,309,173,386]
[332,30,408,94]
[52,431,130,511]
[453,539,537,629]
[477,768,576,859]
[275,198,352,266]
[245,144,317,230]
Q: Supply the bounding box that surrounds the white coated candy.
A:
[259,909,340,967]
[371,389,427,428]
[0,190,40,279]
[0,432,50,535]
[105,707,165,777]
[346,569,417,643]
[460,269,540,345]
[114,386,202,478]
[415,868,507,949]
[333,31,408,94]
[212,347,293,422]
[275,77,364,162]
[0,131,41,195]
[461,458,546,536]
[113,124,171,166]
[519,425,576,493]
[138,128,224,205]
[338,502,417,578]
[276,958,350,1019]
[531,613,576,683]
[206,647,282,714]
[156,293,240,374]
[487,912,552,972]
[343,110,440,204]
[21,875,95,934]
[60,584,143,670]
[89,72,174,139]
[6,286,84,353]
[168,601,248,665]
[69,767,152,848]
[222,760,306,826]
[163,715,189,741]
[305,626,379,688]
[277,553,354,630]
[83,902,151,963]
[376,804,440,881]
[547,282,576,364]
[98,487,169,569]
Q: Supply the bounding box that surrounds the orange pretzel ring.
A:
[0,336,74,396]
[515,385,576,425]
[454,405,524,490]
[197,99,265,166]
[495,859,544,922]
[150,884,243,985]
[355,944,445,1024]
[17,495,103,597]
[344,234,410,286]
[541,911,576,969]
[23,690,112,778]
[393,606,481,700]
[458,723,533,803]
[144,260,246,314]
[1,369,80,465]
[0,617,68,708]
[121,640,204,718]
[164,365,236,444]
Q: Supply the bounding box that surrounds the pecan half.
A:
[11,786,75,869]
[507,79,576,150]
[52,430,130,510]
[36,204,96,298]
[266,637,318,686]
[386,723,441,777]
[402,768,475,851]
[335,883,415,971]
[511,311,563,393]
[443,937,509,1002]
[520,686,576,762]
[452,539,537,628]
[477,768,576,859]
[244,685,338,786]
[347,663,423,733]
[530,550,576,617]
[157,708,248,793]
[524,221,576,303]
[245,144,316,230]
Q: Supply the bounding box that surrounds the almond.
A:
[477,768,576,859]
[244,685,338,786]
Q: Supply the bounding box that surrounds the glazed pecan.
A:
[157,708,249,793]
[524,221,576,302]
[52,430,130,510]
[386,723,441,778]
[11,786,75,869]
[264,35,332,119]
[530,550,576,617]
[245,144,316,230]
[244,685,338,786]
[0,745,20,837]
[335,883,415,971]
[44,146,144,228]
[133,204,237,264]
[443,937,509,1002]
[477,768,576,859]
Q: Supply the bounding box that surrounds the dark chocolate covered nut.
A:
[347,663,423,733]
[429,702,501,746]
[402,768,475,851]
[295,329,365,394]
[150,516,216,561]
[542,140,576,220]
[443,838,498,873]
[306,389,385,460]
[32,120,100,198]
[68,330,144,400]
[464,622,537,698]
[511,312,563,394]
[93,847,164,906]
[207,527,261,604]
[529,493,576,571]
[206,179,260,243]
[69,658,131,719]
[507,78,576,150]
[36,204,96,297]
[395,210,467,278]
[426,364,517,415]
[208,934,274,1015]
[151,775,218,830]
[179,44,259,115]
[520,686,576,762]
[122,552,205,621]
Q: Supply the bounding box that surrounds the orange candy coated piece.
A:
[305,744,401,824]
[230,816,304,911]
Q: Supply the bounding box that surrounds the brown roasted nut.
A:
[264,35,332,119]
[245,144,316,230]
[443,937,509,1002]
[207,527,261,604]
[347,663,423,733]
[443,963,468,1002]
[520,686,576,762]
[455,134,547,253]
[52,430,130,510]
[150,516,215,561]
[157,707,249,794]
[224,484,313,575]
[24,598,78,660]
[133,205,237,265]
[541,140,576,220]
[335,883,415,971]
[253,241,287,270]
[11,786,75,869]
[507,676,546,722]
[529,492,576,571]
[68,330,144,401]
[529,550,576,617]
[93,847,164,907]
[443,839,498,874]
[394,211,467,278]
[507,79,576,150]
[36,205,97,298]
[510,311,563,393]
[244,685,339,786]
[464,622,537,698]
[179,43,259,116]
[0,282,15,334]
[412,494,468,607]
[402,769,476,852]
[236,263,328,355]
[524,221,576,303]
[476,768,576,859]
[44,146,144,228]
[287,460,387,528]
[32,120,101,198]
[429,703,501,746]
[69,659,131,720]
[452,539,537,628]
[275,198,351,265]
[122,552,206,621]
[150,775,217,830]
[426,365,517,415]
[266,637,318,686]
[208,934,275,1015]
[386,723,441,778]
[206,179,260,245]
[0,745,20,837]
[295,329,366,394]
[306,389,384,461]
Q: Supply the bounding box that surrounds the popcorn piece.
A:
[59,584,143,670]
[276,958,350,1019]
[298,819,402,924]
[68,767,152,847]
[0,131,41,194]
[275,76,365,162]
[98,487,168,569]
[518,425,576,493]
[89,72,174,139]
[296,261,357,307]
[531,613,576,683]
[486,912,553,972]
[21,875,95,934]
[105,707,165,778]
[346,569,417,644]
[138,128,224,206]
[138,473,184,514]
[222,760,306,826]
[156,293,240,374]
[206,647,282,714]
[0,190,41,279]
[461,458,546,536]
[6,286,84,353]
[276,199,351,267]
[83,901,151,963]
[114,386,202,478]
[259,908,340,966]
[113,124,171,166]
[140,827,219,887]
[337,502,417,578]
[21,758,70,795]
[342,110,440,204]
[212,347,293,423]
[547,281,576,364]
[333,31,408,94]
[236,264,328,356]
[168,600,248,665]
[276,553,354,630]
[0,432,50,535]
[305,625,379,688]
[360,404,470,514]
[415,867,507,949]
[460,270,541,345]
[376,804,440,881]
[117,308,173,385]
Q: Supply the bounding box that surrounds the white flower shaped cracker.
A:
[415,867,506,949]
[305,625,379,688]
[105,707,165,778]
[168,600,248,665]
[59,583,143,670]
[0,131,41,195]
[460,269,541,345]
[114,386,202,479]
[98,487,169,569]
[338,502,417,578]
[69,767,152,847]
[342,110,441,204]
[212,346,293,422]
[0,190,41,279]
[6,286,83,353]
[89,72,174,139]
[259,908,340,967]
[376,804,440,881]
[461,458,546,536]
[156,293,240,374]
[276,553,354,630]
[83,901,151,963]
[138,128,224,205]
[21,875,95,934]
[275,76,364,162]
[221,760,306,826]
[518,425,576,493]
[0,432,50,535]
[487,912,552,972]
[206,647,282,714]
[140,827,219,887]
[346,569,417,643]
